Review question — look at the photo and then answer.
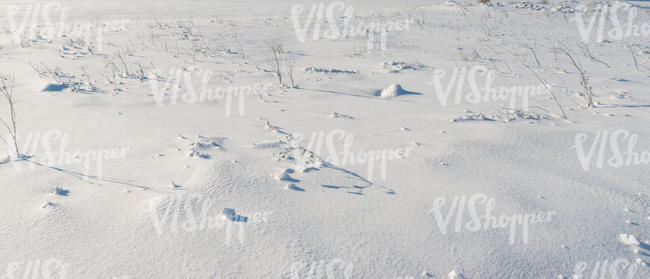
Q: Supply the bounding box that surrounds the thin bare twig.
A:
[526,44,541,67]
[628,45,639,72]
[529,68,568,119]
[564,50,594,108]
[0,74,19,156]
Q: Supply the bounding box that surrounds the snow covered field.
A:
[0,0,649,278]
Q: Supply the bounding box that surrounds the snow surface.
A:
[0,0,649,278]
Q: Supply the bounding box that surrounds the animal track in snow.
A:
[285,183,304,191]
[273,168,300,183]
[449,109,552,123]
[52,187,69,196]
[175,134,225,159]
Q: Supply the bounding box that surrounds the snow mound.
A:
[448,270,467,279]
[618,233,640,246]
[377,84,408,98]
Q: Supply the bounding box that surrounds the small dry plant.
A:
[265,42,284,86]
[0,74,19,158]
